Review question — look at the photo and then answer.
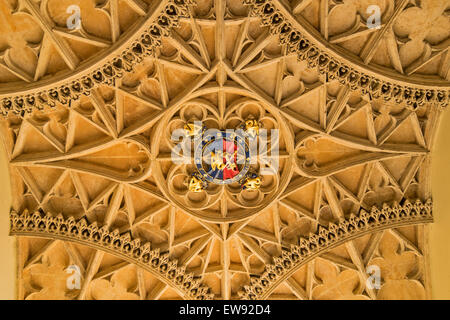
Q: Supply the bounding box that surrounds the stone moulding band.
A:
[9,209,214,300]
[238,199,433,300]
[1,0,449,117]
[243,0,450,109]
[10,200,433,300]
[0,0,194,117]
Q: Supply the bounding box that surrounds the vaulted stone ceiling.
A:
[0,0,448,300]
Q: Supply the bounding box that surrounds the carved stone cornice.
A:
[2,0,439,300]
[1,0,448,118]
[0,0,194,117]
[243,0,450,108]
[238,199,433,300]
[9,210,214,300]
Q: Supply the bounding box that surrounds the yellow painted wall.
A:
[0,144,14,299]
[431,108,450,300]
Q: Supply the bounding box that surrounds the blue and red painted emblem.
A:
[195,131,250,185]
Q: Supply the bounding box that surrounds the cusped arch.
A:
[239,199,433,300]
[243,0,449,108]
[9,210,214,300]
[0,0,194,116]
[0,0,447,300]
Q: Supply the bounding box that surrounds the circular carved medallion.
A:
[195,130,250,185]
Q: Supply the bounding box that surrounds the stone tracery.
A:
[0,0,448,300]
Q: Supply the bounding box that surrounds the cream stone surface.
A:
[0,142,13,299]
[431,107,450,300]
[0,0,449,300]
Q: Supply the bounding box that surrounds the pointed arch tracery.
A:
[0,0,447,300]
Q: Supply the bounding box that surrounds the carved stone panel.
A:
[0,0,448,300]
